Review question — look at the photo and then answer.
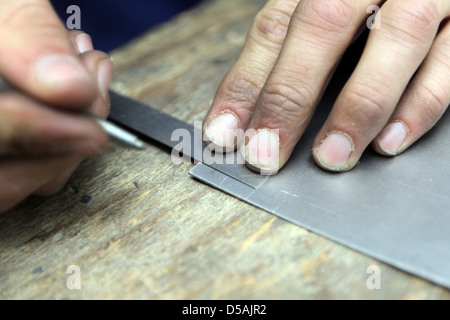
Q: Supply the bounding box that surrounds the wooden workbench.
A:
[1,0,449,299]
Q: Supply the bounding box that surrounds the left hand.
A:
[203,0,450,174]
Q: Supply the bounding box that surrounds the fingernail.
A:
[75,33,94,53]
[97,58,113,99]
[34,54,91,86]
[240,128,280,175]
[377,122,408,155]
[204,111,239,152]
[315,132,353,171]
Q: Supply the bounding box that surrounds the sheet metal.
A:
[109,90,450,289]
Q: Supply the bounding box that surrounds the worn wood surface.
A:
[1,0,449,300]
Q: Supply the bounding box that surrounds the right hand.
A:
[0,0,113,212]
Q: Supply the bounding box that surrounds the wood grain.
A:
[1,0,449,299]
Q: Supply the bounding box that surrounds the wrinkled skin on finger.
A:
[203,0,450,174]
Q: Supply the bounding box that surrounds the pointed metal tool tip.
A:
[134,139,145,150]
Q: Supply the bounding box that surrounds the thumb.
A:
[0,0,97,109]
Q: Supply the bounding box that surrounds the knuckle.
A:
[252,6,294,46]
[259,82,312,126]
[303,0,357,32]
[384,0,440,43]
[417,84,449,121]
[396,0,439,28]
[343,81,389,122]
[220,72,262,111]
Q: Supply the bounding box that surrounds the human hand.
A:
[0,0,113,212]
[203,0,450,174]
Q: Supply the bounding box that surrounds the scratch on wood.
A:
[31,267,43,274]
[240,217,276,252]
[80,195,93,204]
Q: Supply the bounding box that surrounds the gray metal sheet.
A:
[109,51,450,291]
[110,89,450,289]
[187,62,450,288]
[190,107,450,289]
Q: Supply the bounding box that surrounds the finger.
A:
[35,51,114,194]
[33,155,83,196]
[78,50,113,117]
[0,154,74,213]
[0,92,108,155]
[313,0,449,171]
[203,0,299,152]
[0,0,97,108]
[374,19,450,155]
[241,0,381,174]
[69,30,94,54]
